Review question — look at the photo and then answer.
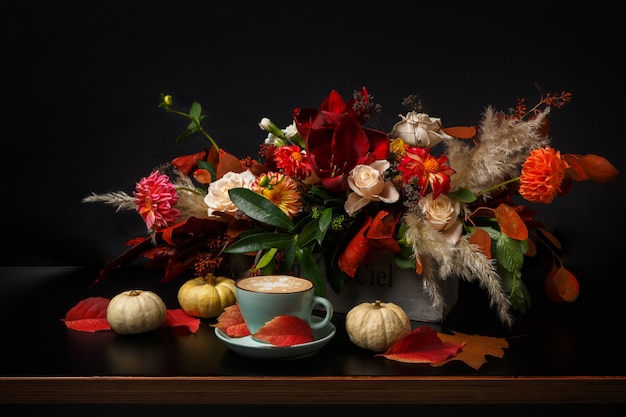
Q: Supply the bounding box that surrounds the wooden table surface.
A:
[1,266,625,405]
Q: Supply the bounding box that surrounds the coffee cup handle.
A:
[309,296,333,330]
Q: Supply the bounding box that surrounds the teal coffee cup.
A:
[235,275,333,335]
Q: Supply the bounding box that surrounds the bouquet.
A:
[84,87,619,327]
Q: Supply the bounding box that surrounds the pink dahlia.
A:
[134,171,180,230]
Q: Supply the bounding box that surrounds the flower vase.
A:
[324,252,458,323]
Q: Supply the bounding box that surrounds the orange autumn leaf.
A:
[442,125,477,139]
[430,331,509,370]
[564,153,620,183]
[338,210,401,277]
[253,315,314,347]
[468,227,492,259]
[375,326,465,364]
[216,149,244,179]
[545,264,580,303]
[495,203,528,241]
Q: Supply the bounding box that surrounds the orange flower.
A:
[251,172,302,218]
[518,147,568,204]
[397,146,455,199]
[273,145,312,180]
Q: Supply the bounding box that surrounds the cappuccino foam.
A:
[237,275,312,293]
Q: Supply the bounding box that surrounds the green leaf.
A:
[256,247,278,270]
[228,188,295,230]
[189,101,202,120]
[297,218,319,248]
[295,247,326,296]
[318,208,333,234]
[447,187,477,203]
[493,233,525,272]
[176,128,196,144]
[224,233,295,253]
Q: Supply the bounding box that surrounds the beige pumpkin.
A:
[345,299,412,352]
[106,290,167,334]
[177,273,237,318]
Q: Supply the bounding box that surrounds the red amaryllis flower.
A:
[519,146,568,204]
[293,89,388,192]
[397,147,455,199]
[273,144,312,181]
[134,171,180,230]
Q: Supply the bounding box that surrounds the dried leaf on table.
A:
[375,325,465,363]
[164,308,201,333]
[253,315,315,347]
[61,296,110,332]
[430,330,509,370]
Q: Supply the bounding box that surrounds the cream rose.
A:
[344,160,400,216]
[204,170,256,216]
[391,111,454,147]
[418,193,462,244]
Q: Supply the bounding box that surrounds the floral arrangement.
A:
[84,87,619,327]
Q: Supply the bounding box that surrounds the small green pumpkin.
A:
[177,273,237,318]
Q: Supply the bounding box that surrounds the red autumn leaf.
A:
[213,304,251,337]
[61,297,111,332]
[375,325,465,364]
[252,315,314,347]
[468,227,492,259]
[495,203,528,241]
[564,153,619,183]
[164,309,201,333]
[171,150,208,175]
[442,125,477,139]
[62,298,201,334]
[545,263,580,303]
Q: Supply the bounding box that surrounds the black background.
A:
[4,1,624,270]
[2,1,626,414]
[4,1,626,308]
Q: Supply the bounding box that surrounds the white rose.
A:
[344,160,400,216]
[418,193,462,244]
[204,170,256,216]
[391,111,454,147]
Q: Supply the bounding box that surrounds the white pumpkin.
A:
[106,290,167,334]
[345,299,412,352]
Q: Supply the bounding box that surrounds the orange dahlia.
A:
[518,147,568,204]
[251,171,302,218]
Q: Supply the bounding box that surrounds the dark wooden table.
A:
[1,266,625,410]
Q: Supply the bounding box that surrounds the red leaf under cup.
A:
[253,315,314,347]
